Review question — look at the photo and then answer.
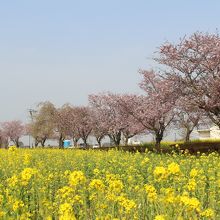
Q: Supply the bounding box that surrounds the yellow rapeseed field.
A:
[0,147,219,219]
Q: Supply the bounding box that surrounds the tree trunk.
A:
[185,129,193,143]
[155,131,163,152]
[73,138,79,147]
[15,139,20,148]
[59,134,64,149]
[109,131,121,146]
[96,137,102,147]
[41,138,46,147]
[35,140,39,148]
[124,136,129,146]
[82,136,88,148]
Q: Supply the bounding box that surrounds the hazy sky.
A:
[0,0,219,122]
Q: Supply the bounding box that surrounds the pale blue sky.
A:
[0,0,219,121]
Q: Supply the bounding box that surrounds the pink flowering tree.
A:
[89,93,124,146]
[57,106,81,147]
[90,108,108,147]
[140,70,178,149]
[112,94,146,145]
[53,104,73,148]
[72,106,93,147]
[116,70,178,149]
[54,105,91,147]
[156,32,220,128]
[1,120,25,147]
[89,93,145,146]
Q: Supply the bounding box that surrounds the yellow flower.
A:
[19,212,32,220]
[154,215,166,220]
[161,188,176,204]
[72,195,83,205]
[0,211,5,217]
[23,153,32,165]
[20,168,37,186]
[57,186,74,200]
[200,208,214,218]
[7,175,18,188]
[179,196,200,211]
[190,168,199,178]
[145,184,156,194]
[117,196,136,213]
[167,162,180,175]
[89,179,105,191]
[12,200,24,212]
[105,192,117,201]
[93,168,100,175]
[108,180,123,194]
[141,157,150,166]
[69,171,86,187]
[145,184,157,202]
[59,203,76,220]
[153,166,167,181]
[8,145,17,152]
[187,178,196,191]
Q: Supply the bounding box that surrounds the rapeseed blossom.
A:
[0,148,218,219]
[190,168,199,178]
[59,203,76,220]
[145,184,158,202]
[167,162,180,175]
[187,178,197,191]
[117,196,136,213]
[200,208,214,218]
[69,171,86,187]
[20,167,37,186]
[153,166,167,181]
[154,215,166,220]
[89,179,105,191]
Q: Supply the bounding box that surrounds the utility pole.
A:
[28,109,37,121]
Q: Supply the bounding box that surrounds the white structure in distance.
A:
[197,126,220,140]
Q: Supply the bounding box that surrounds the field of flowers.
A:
[0,148,219,220]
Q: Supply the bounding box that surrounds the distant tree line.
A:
[1,32,220,149]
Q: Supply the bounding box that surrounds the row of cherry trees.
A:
[25,100,145,148]
[1,32,219,149]
[37,32,220,149]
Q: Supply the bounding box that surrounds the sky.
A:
[0,0,220,122]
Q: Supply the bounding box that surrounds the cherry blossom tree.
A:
[90,109,108,147]
[73,106,93,147]
[115,70,178,149]
[50,104,91,148]
[89,93,124,146]
[156,32,220,128]
[1,120,25,147]
[53,104,73,148]
[140,70,178,148]
[56,106,81,147]
[89,93,145,146]
[111,94,146,145]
